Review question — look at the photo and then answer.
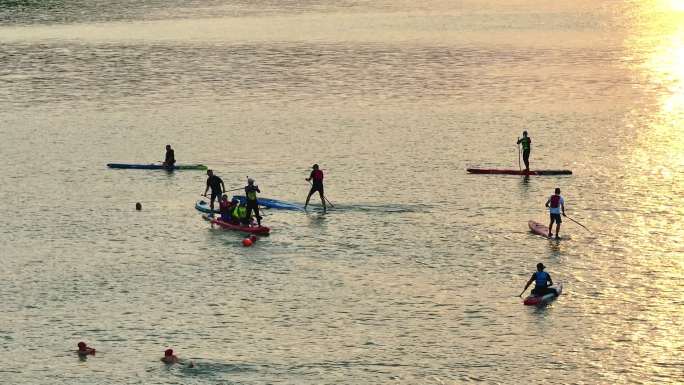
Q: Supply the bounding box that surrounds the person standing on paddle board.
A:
[516,131,531,172]
[244,178,262,226]
[520,263,558,297]
[545,187,566,239]
[304,164,327,212]
[203,169,225,214]
[162,144,175,169]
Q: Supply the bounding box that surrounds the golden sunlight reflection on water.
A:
[625,0,684,205]
[619,4,684,371]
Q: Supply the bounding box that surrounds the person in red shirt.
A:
[305,164,326,212]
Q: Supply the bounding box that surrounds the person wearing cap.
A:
[76,341,96,356]
[203,169,226,214]
[304,164,326,212]
[545,187,566,239]
[520,263,557,297]
[516,131,531,172]
[162,144,175,169]
[244,178,262,226]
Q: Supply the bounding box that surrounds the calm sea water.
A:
[0,1,682,384]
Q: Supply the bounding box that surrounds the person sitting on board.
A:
[232,201,248,224]
[77,341,96,356]
[203,169,225,215]
[162,144,175,169]
[304,163,327,212]
[516,131,531,172]
[520,263,558,297]
[244,178,263,227]
[545,187,566,239]
[218,194,235,222]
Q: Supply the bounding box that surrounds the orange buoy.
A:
[242,238,253,247]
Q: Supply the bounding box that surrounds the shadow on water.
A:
[520,175,531,187]
[160,360,266,382]
[547,238,563,259]
[305,202,430,214]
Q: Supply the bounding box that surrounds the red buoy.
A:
[242,238,253,247]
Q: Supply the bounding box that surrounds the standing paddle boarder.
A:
[203,169,225,214]
[162,144,175,169]
[545,187,566,239]
[244,178,262,226]
[304,164,327,212]
[516,131,531,172]
[520,263,558,297]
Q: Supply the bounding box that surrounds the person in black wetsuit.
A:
[162,144,175,169]
[203,169,225,214]
[520,263,558,297]
[244,178,262,226]
[516,131,531,172]
[304,163,326,212]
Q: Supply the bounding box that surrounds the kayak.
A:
[195,200,220,214]
[467,168,572,175]
[107,163,207,170]
[232,195,304,211]
[523,283,563,306]
[202,214,270,235]
[528,220,550,238]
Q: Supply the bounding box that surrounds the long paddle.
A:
[517,140,521,172]
[565,215,591,233]
[308,180,334,208]
[200,187,243,198]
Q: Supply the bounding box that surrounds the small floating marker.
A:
[242,238,253,247]
[135,202,142,210]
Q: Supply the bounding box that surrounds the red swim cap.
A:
[165,349,173,356]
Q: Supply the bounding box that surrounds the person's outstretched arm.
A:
[520,273,535,297]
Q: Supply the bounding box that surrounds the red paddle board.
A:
[523,283,563,306]
[528,220,550,238]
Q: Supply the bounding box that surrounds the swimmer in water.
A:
[161,349,179,364]
[77,341,96,356]
[161,348,194,367]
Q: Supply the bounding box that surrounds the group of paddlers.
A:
[200,164,328,227]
